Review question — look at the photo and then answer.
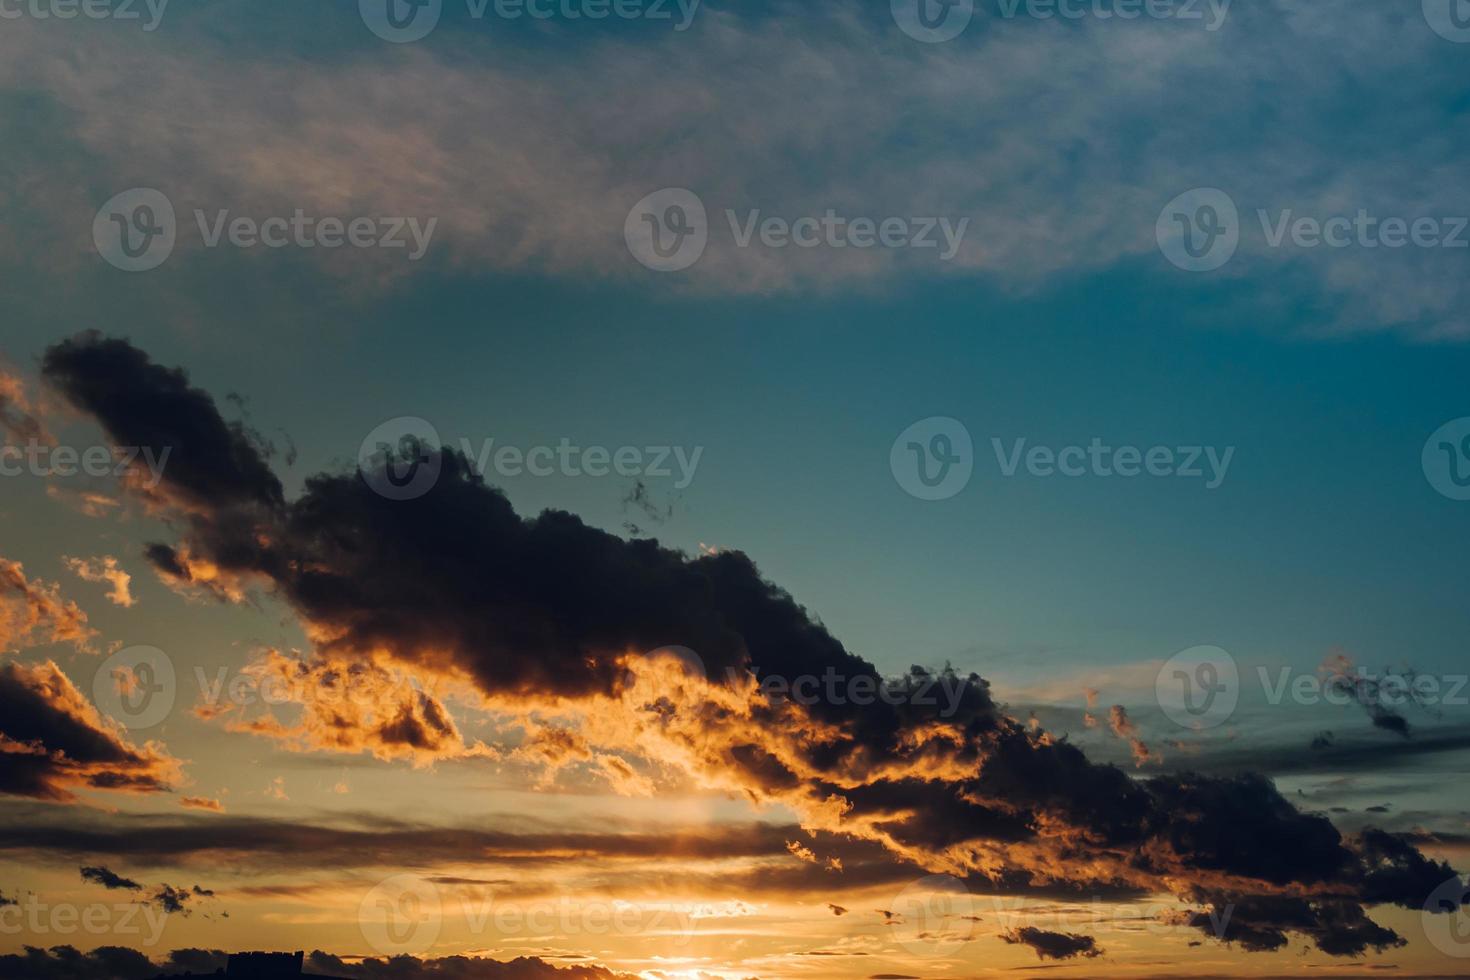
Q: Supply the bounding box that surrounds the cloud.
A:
[786,840,818,864]
[0,557,94,653]
[0,945,174,980]
[76,868,214,915]
[0,370,48,445]
[150,883,192,915]
[179,796,224,813]
[1168,895,1406,957]
[0,809,817,875]
[1000,927,1103,960]
[62,555,135,608]
[0,948,633,980]
[1319,651,1423,739]
[201,648,489,767]
[2,5,1467,336]
[0,658,180,802]
[1106,704,1156,768]
[79,865,141,891]
[305,951,639,980]
[35,334,1468,956]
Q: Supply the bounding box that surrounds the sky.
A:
[1,1,1470,978]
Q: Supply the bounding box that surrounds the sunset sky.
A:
[2,2,1470,979]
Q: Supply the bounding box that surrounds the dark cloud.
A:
[621,479,674,528]
[1320,653,1428,740]
[78,865,140,891]
[0,659,179,802]
[76,866,213,916]
[1173,897,1405,957]
[0,948,624,980]
[41,332,284,512]
[305,951,638,980]
[1169,724,1470,778]
[37,334,1467,957]
[0,945,162,980]
[999,927,1103,960]
[0,809,824,876]
[150,884,190,915]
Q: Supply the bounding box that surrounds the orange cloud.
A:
[63,554,136,608]
[0,659,181,802]
[0,557,95,653]
[201,648,492,768]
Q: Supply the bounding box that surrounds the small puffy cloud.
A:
[1000,927,1104,960]
[63,555,135,608]
[79,865,141,891]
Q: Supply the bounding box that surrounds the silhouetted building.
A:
[153,950,347,980]
[228,951,304,977]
